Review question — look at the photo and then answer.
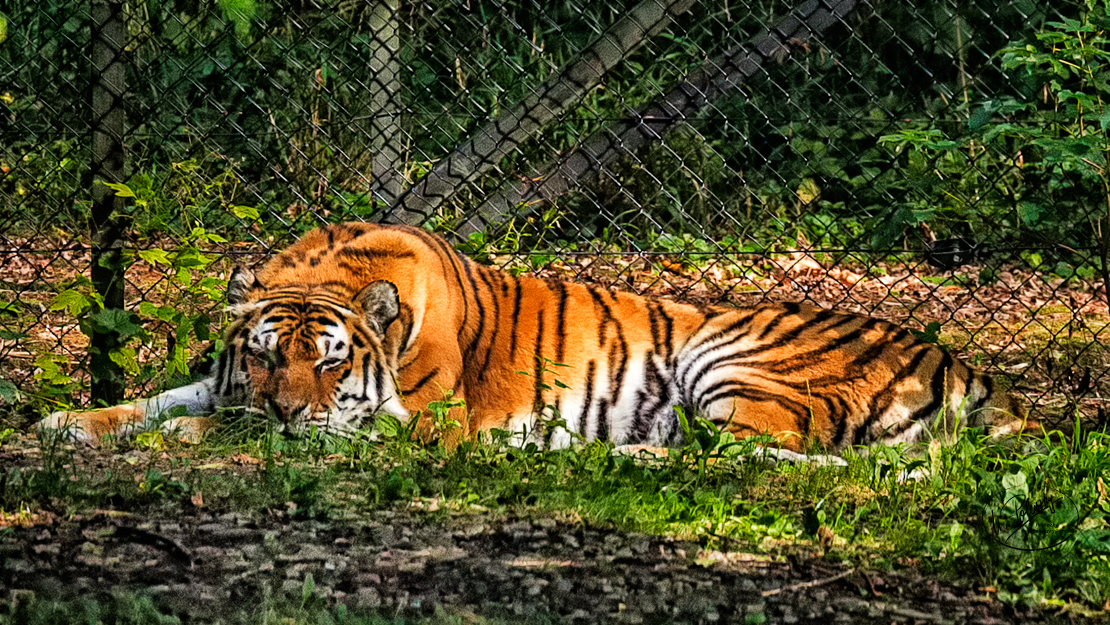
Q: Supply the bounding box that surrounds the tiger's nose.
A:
[266,398,307,423]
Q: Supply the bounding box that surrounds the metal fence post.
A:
[87,0,128,405]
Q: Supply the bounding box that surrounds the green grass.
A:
[3,412,1110,617]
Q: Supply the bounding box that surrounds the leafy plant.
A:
[880,0,1110,281]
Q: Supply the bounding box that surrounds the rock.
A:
[355,586,382,610]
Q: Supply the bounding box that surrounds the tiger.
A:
[35,222,1035,457]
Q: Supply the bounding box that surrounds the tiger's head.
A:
[224,267,409,437]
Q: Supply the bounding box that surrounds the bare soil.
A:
[1,506,1073,624]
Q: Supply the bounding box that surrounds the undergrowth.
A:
[3,408,1109,616]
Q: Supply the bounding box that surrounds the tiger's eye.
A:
[249,350,278,371]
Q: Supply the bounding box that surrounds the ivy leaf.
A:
[1099,108,1110,132]
[50,289,92,316]
[84,308,144,339]
[0,379,19,404]
[1019,201,1047,226]
[138,249,173,266]
[910,321,943,346]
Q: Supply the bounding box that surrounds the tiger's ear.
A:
[355,280,400,335]
[227,266,262,305]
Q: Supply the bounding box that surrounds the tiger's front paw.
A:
[33,405,144,446]
[161,416,217,445]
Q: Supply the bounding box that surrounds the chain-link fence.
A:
[1,0,1106,431]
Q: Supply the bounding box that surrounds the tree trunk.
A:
[88,0,128,405]
[369,0,405,206]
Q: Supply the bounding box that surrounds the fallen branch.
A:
[760,568,853,596]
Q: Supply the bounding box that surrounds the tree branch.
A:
[454,0,859,239]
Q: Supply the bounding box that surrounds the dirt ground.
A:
[0,505,1073,624]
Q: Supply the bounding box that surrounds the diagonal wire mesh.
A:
[0,0,1106,432]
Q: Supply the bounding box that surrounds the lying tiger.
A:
[37,222,1035,456]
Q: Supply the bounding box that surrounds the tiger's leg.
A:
[35,378,217,445]
[160,416,219,444]
[403,381,470,447]
[393,341,468,445]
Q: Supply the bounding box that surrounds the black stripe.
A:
[578,360,597,439]
[219,342,238,396]
[586,285,615,348]
[754,304,808,341]
[700,385,810,425]
[596,398,610,442]
[406,227,470,341]
[830,396,853,448]
[648,303,664,357]
[508,276,523,360]
[903,352,953,428]
[632,352,669,441]
[682,309,848,396]
[759,317,871,374]
[396,303,415,351]
[373,344,389,399]
[658,303,675,363]
[335,247,417,260]
[532,309,546,414]
[305,316,340,328]
[360,352,373,400]
[553,280,569,364]
[675,310,760,384]
[475,267,502,383]
[458,256,487,362]
[401,367,440,396]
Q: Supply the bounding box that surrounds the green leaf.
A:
[109,346,140,375]
[968,106,994,131]
[50,289,92,316]
[219,0,256,38]
[1019,201,1047,226]
[100,181,135,198]
[0,379,19,403]
[139,302,180,323]
[0,12,8,46]
[138,249,173,266]
[1099,109,1110,132]
[85,308,144,339]
[301,572,316,605]
[231,205,261,221]
[1001,470,1029,501]
[193,313,212,342]
[910,321,943,345]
